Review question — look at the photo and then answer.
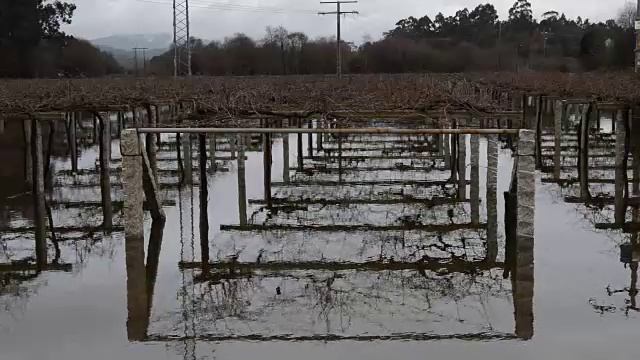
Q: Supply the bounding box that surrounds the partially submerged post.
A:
[297,118,304,171]
[98,113,113,230]
[283,130,290,184]
[199,133,210,269]
[515,129,536,340]
[145,106,158,182]
[615,107,629,225]
[237,134,248,225]
[457,132,467,200]
[534,95,543,169]
[263,128,273,205]
[579,104,591,200]
[307,118,314,158]
[31,118,47,271]
[470,135,480,224]
[486,134,498,261]
[24,119,33,187]
[553,100,564,180]
[183,134,193,185]
[443,133,451,170]
[208,134,217,172]
[68,112,78,174]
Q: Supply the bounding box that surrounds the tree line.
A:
[0,0,122,78]
[1,0,637,78]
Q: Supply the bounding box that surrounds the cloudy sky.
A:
[65,0,633,43]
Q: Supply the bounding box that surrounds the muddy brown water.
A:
[0,118,638,360]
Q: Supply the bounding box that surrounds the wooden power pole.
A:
[319,1,358,77]
[132,47,148,77]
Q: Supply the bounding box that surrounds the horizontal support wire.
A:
[136,127,520,135]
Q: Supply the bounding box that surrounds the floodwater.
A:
[0,113,638,360]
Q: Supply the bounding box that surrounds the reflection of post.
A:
[125,218,152,342]
[579,104,591,201]
[283,132,290,184]
[98,114,113,229]
[237,135,247,225]
[183,134,193,185]
[514,129,535,340]
[615,108,629,225]
[209,134,217,172]
[199,134,209,270]
[31,118,47,271]
[122,130,144,243]
[69,112,78,174]
[486,134,498,261]
[263,130,273,205]
[470,134,480,224]
[553,100,564,180]
[24,119,33,187]
[457,134,467,200]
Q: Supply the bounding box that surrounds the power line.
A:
[319,1,358,77]
[134,0,318,14]
[132,47,148,76]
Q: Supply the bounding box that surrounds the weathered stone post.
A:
[615,107,629,225]
[515,129,535,340]
[486,134,498,262]
[99,114,113,229]
[457,133,467,200]
[237,134,248,225]
[121,129,144,242]
[24,119,33,187]
[553,100,565,180]
[283,130,290,184]
[208,134,217,172]
[31,118,47,271]
[183,134,193,185]
[470,135,480,224]
[69,112,78,174]
[263,129,273,205]
[579,104,591,201]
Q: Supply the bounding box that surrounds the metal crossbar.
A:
[136,127,521,135]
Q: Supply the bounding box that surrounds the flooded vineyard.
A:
[0,97,639,360]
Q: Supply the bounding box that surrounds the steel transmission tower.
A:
[173,0,192,77]
[319,1,358,77]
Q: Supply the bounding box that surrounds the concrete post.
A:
[31,119,47,270]
[183,134,193,185]
[515,129,535,340]
[69,112,78,174]
[457,134,467,200]
[208,134,217,172]
[99,115,113,229]
[283,131,290,184]
[470,135,480,225]
[487,134,499,262]
[24,119,33,188]
[121,130,144,242]
[553,100,564,180]
[615,108,629,225]
[237,134,247,225]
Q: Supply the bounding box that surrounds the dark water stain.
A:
[0,119,638,360]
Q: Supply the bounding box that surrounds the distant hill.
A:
[89,33,171,69]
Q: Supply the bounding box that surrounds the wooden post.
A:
[183,134,193,185]
[451,120,458,182]
[31,118,47,271]
[230,134,237,160]
[579,104,591,201]
[93,115,99,144]
[24,119,33,188]
[487,133,498,262]
[199,134,209,270]
[632,107,640,202]
[99,114,113,229]
[470,134,480,224]
[208,134,217,172]
[515,129,535,341]
[69,112,78,174]
[457,133,467,200]
[553,100,564,180]
[307,118,314,158]
[521,94,528,128]
[121,130,144,244]
[237,134,248,225]
[297,118,304,171]
[317,118,323,151]
[338,132,343,184]
[263,130,272,205]
[443,134,451,170]
[0,117,4,134]
[283,130,290,184]
[534,95,543,169]
[615,108,629,225]
[155,105,162,147]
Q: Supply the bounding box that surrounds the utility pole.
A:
[636,0,640,72]
[133,47,148,77]
[319,1,358,77]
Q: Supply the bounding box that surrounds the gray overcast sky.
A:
[65,0,632,42]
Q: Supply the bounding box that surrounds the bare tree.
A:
[617,1,637,29]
